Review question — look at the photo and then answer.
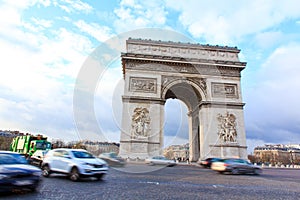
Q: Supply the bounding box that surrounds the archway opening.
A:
[164,99,189,146]
[163,82,202,162]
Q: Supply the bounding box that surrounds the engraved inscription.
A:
[129,77,157,93]
[212,83,238,98]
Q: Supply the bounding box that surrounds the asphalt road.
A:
[2,163,300,200]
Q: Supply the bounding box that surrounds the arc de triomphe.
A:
[119,38,247,161]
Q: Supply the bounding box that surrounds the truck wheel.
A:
[70,167,80,182]
[42,165,51,177]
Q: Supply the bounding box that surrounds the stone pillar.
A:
[198,102,248,160]
[119,96,164,159]
[188,109,200,162]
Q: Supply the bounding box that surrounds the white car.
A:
[41,148,108,181]
[145,156,176,167]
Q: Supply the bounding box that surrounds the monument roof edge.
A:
[121,53,247,67]
[127,38,240,52]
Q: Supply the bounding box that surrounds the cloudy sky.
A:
[1,0,300,153]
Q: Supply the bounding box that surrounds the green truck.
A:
[10,134,52,157]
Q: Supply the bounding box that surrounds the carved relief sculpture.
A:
[162,76,207,96]
[129,77,157,93]
[212,83,238,98]
[217,112,237,143]
[131,107,151,139]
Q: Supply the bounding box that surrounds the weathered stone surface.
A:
[119,38,248,161]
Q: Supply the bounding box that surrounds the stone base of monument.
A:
[209,143,248,159]
[119,139,161,159]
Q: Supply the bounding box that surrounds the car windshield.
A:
[72,151,94,159]
[225,159,248,164]
[0,153,28,164]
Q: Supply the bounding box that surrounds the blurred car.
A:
[0,151,42,193]
[211,158,262,175]
[29,150,49,167]
[98,152,126,167]
[41,148,108,181]
[199,157,222,168]
[145,156,176,167]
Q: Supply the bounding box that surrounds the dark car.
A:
[0,151,42,193]
[211,158,262,175]
[199,158,222,168]
[99,152,126,167]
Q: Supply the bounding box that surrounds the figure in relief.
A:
[131,107,150,138]
[217,112,237,143]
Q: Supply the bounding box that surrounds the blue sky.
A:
[1,0,300,153]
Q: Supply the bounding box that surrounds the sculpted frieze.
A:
[129,77,157,93]
[212,83,238,98]
[127,43,240,62]
[125,61,241,77]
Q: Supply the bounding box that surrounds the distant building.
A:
[164,143,189,161]
[0,130,23,137]
[82,141,120,156]
[254,144,300,165]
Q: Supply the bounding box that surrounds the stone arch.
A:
[119,38,248,161]
[162,78,207,106]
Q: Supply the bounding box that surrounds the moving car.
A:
[29,150,49,167]
[199,157,222,168]
[211,158,262,175]
[41,148,108,181]
[0,151,42,193]
[145,156,176,167]
[99,152,126,167]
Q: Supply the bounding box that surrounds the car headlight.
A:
[82,163,93,167]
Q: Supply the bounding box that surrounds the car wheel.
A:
[231,168,239,175]
[42,165,51,177]
[70,167,80,182]
[254,168,262,175]
[28,185,38,192]
[95,174,104,181]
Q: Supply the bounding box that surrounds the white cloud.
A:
[244,43,300,143]
[254,31,283,49]
[165,0,300,45]
[113,0,167,32]
[56,0,93,14]
[0,1,97,141]
[74,20,113,42]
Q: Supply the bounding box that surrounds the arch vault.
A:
[119,38,248,161]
